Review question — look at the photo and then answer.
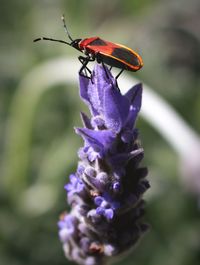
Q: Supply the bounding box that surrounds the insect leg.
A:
[115,69,124,80]
[78,56,95,82]
[101,62,109,79]
[78,56,91,78]
[78,56,92,77]
[113,69,124,91]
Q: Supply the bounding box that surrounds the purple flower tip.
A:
[113,182,121,192]
[58,64,149,265]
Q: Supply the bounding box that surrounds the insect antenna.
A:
[33,37,71,46]
[61,15,74,42]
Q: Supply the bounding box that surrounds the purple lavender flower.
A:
[58,64,149,265]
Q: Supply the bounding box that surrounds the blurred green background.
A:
[0,0,200,265]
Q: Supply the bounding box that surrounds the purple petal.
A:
[125,83,143,129]
[112,182,121,192]
[87,148,101,161]
[75,127,115,155]
[96,206,105,215]
[80,237,91,252]
[79,75,90,102]
[87,209,102,223]
[90,65,115,115]
[64,174,85,194]
[79,65,111,116]
[103,85,130,133]
[58,214,77,242]
[104,244,117,256]
[104,209,114,220]
[96,172,109,184]
[77,164,85,175]
[94,196,104,206]
[125,83,142,108]
[83,173,104,190]
[84,166,96,178]
[64,183,73,192]
[85,257,96,265]
[79,75,99,116]
[69,174,78,184]
[93,63,114,83]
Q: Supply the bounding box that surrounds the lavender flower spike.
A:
[58,64,150,265]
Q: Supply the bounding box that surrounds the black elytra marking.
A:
[97,52,132,70]
[111,47,139,66]
[89,38,107,46]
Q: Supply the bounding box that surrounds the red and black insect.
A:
[34,16,143,80]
